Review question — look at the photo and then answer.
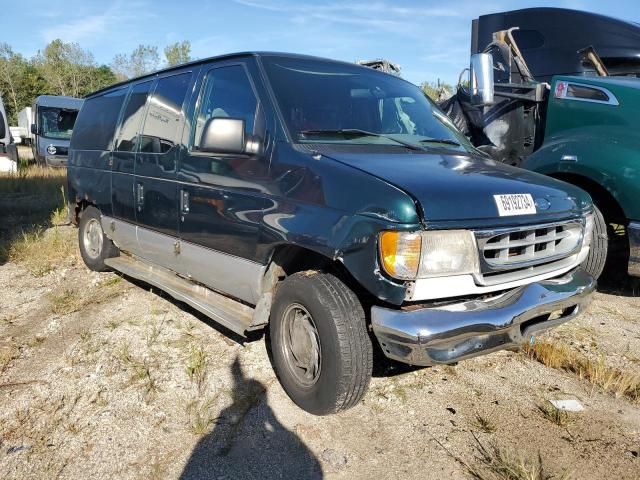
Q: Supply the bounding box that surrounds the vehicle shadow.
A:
[179,357,324,480]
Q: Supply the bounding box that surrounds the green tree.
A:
[35,39,97,97]
[421,80,454,101]
[112,45,160,80]
[164,41,192,67]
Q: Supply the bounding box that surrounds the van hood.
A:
[322,150,591,226]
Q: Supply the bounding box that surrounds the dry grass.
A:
[115,342,159,403]
[469,437,568,480]
[537,402,572,427]
[523,341,640,402]
[48,276,124,316]
[9,226,77,276]
[472,412,497,433]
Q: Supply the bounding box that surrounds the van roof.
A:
[85,51,379,99]
[35,95,84,109]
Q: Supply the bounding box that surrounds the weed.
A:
[473,413,497,433]
[106,318,121,331]
[49,287,83,315]
[537,402,572,427]
[186,344,208,394]
[523,341,640,402]
[186,397,218,435]
[0,343,20,373]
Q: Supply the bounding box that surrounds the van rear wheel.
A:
[270,271,373,415]
[78,206,119,272]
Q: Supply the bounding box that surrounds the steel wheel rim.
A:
[280,303,322,387]
[83,218,103,259]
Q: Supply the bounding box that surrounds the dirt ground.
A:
[0,165,639,479]
[0,224,637,480]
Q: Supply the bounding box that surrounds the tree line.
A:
[0,39,192,125]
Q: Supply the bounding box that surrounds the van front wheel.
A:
[78,206,119,272]
[270,271,373,415]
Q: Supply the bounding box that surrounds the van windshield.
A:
[39,107,79,140]
[262,56,472,152]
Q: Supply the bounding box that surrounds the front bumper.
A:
[45,155,68,167]
[628,222,640,277]
[371,268,595,366]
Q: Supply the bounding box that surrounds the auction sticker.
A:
[494,193,537,216]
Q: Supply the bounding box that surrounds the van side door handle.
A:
[136,183,144,212]
[180,189,190,214]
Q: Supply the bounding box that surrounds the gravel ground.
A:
[1,226,639,480]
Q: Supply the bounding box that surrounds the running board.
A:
[104,255,254,336]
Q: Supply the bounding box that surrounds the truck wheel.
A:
[582,205,607,280]
[78,206,119,272]
[270,271,373,415]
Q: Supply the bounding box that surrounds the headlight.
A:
[379,230,479,280]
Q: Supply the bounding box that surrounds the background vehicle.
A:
[0,95,18,172]
[441,8,640,279]
[17,107,33,145]
[69,52,595,415]
[31,95,83,167]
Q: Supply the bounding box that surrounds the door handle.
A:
[136,183,144,212]
[180,189,190,214]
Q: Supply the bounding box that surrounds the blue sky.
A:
[4,0,640,86]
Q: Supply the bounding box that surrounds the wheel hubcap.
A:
[281,304,321,386]
[83,218,104,259]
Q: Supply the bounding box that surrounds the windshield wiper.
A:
[418,138,461,147]
[299,128,426,151]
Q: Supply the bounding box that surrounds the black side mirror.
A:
[199,117,245,154]
[30,123,38,135]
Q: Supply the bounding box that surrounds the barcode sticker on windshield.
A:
[494,194,537,216]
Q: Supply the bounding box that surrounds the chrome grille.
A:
[476,221,583,271]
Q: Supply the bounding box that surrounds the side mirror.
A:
[199,117,245,154]
[469,53,494,106]
[30,123,38,135]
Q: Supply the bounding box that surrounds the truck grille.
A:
[476,221,583,272]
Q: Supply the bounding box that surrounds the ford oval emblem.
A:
[535,198,551,211]
[47,144,57,155]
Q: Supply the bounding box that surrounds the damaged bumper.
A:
[371,268,595,366]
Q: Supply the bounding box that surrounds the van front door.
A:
[177,62,270,305]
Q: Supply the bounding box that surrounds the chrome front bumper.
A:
[371,268,596,366]
[628,222,640,277]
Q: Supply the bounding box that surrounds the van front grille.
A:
[475,221,583,272]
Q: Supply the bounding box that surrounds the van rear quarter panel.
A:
[67,150,113,216]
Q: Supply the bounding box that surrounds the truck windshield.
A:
[39,107,79,140]
[262,56,472,152]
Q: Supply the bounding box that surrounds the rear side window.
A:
[193,65,257,148]
[116,81,153,152]
[71,88,127,151]
[139,73,192,153]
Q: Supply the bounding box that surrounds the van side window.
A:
[116,81,153,152]
[193,66,257,149]
[139,73,192,154]
[70,88,127,151]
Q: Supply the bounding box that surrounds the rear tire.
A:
[270,271,373,415]
[582,205,607,280]
[78,206,119,272]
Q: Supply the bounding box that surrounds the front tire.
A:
[270,271,373,415]
[582,205,607,280]
[78,206,119,271]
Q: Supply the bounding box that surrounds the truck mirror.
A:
[30,123,38,135]
[470,53,494,106]
[199,117,246,154]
